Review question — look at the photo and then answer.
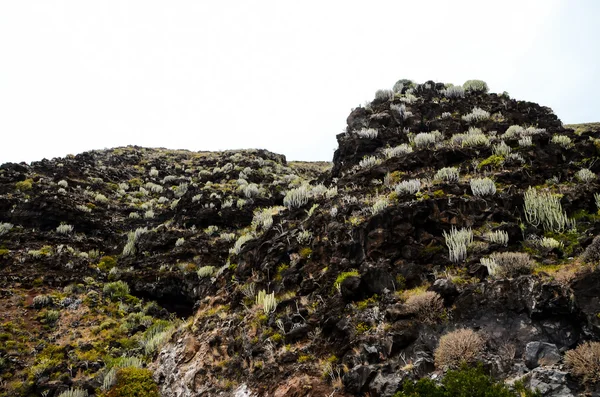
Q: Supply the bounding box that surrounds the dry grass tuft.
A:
[434,328,484,368]
[565,341,600,384]
[404,291,445,324]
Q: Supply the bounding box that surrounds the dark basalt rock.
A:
[524,341,561,369]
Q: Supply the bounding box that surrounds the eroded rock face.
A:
[149,83,600,395]
[2,82,600,396]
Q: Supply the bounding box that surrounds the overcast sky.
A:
[1,1,598,164]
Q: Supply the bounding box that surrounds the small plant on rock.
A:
[15,179,33,191]
[482,252,534,278]
[0,223,13,236]
[519,136,533,147]
[575,168,596,183]
[57,388,88,397]
[375,89,394,102]
[370,197,389,215]
[56,223,74,235]
[443,227,473,263]
[355,128,378,139]
[442,85,465,98]
[523,187,575,232]
[255,290,277,314]
[395,364,539,397]
[359,156,382,168]
[197,266,215,278]
[413,131,442,148]
[470,178,496,196]
[435,167,459,183]
[383,144,413,158]
[483,230,508,246]
[551,135,572,149]
[395,179,421,195]
[462,107,490,123]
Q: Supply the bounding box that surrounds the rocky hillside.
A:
[2,79,600,397]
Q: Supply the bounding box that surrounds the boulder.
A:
[524,342,561,369]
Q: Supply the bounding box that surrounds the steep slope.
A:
[1,80,600,397]
[152,82,600,397]
[0,148,319,396]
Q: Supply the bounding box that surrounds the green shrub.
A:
[98,256,117,272]
[15,179,33,191]
[103,281,130,301]
[394,365,539,397]
[105,368,159,397]
[478,155,504,170]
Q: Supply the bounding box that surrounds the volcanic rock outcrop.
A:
[1,80,600,397]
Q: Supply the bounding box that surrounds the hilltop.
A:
[1,80,600,397]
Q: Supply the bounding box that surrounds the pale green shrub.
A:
[523,187,575,232]
[395,179,421,195]
[384,144,413,158]
[576,168,596,183]
[359,156,382,168]
[256,290,277,314]
[462,107,490,122]
[484,230,508,246]
[551,135,572,148]
[470,178,496,196]
[435,167,459,183]
[443,227,473,263]
[370,197,389,215]
[483,252,534,277]
[462,80,489,93]
[356,128,378,139]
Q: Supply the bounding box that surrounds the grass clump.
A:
[404,291,445,324]
[481,252,534,278]
[565,341,600,384]
[434,329,484,369]
[104,367,159,397]
[103,281,130,301]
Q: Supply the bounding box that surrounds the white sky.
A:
[1,1,598,164]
